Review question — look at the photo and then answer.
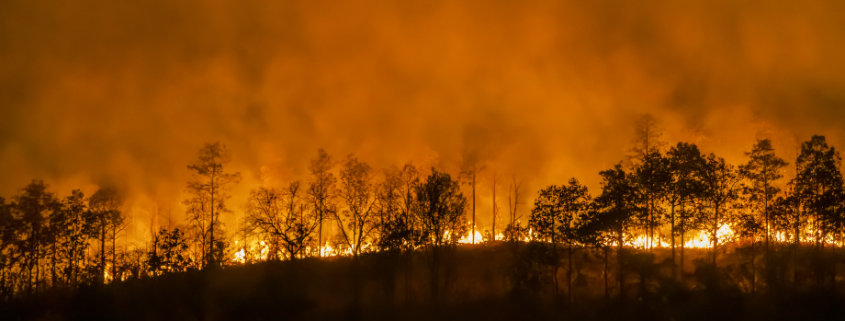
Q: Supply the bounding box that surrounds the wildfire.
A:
[628,224,737,249]
[458,231,484,244]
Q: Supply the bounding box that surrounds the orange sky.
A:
[2,0,844,242]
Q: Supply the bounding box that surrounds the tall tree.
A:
[374,167,407,251]
[308,149,338,256]
[739,139,788,260]
[89,187,123,284]
[700,154,741,264]
[414,168,467,301]
[460,149,485,244]
[334,155,377,258]
[628,114,667,252]
[576,203,616,302]
[244,182,319,260]
[59,190,90,287]
[793,135,843,287]
[529,178,589,304]
[593,164,642,298]
[666,142,706,277]
[0,198,17,296]
[184,142,241,269]
[635,151,670,252]
[12,180,61,292]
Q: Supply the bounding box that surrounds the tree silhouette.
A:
[739,139,788,261]
[244,181,319,261]
[374,166,407,251]
[334,154,377,258]
[700,154,741,264]
[593,164,642,298]
[0,197,15,297]
[576,203,616,301]
[635,151,670,252]
[666,142,706,277]
[529,178,589,304]
[146,228,191,274]
[413,168,467,302]
[185,142,241,269]
[12,180,61,292]
[460,149,486,244]
[89,187,123,284]
[307,149,338,256]
[629,114,667,252]
[793,135,843,286]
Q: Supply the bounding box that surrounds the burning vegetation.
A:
[1,115,845,320]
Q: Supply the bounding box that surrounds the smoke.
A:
[2,0,844,239]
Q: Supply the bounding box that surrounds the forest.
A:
[1,115,845,320]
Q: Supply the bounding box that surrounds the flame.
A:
[233,248,246,263]
[458,230,484,244]
[104,263,112,283]
[627,224,736,249]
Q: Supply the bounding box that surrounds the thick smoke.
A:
[1,0,844,242]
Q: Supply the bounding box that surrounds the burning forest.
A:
[3,0,845,320]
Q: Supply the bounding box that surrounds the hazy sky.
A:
[2,0,845,239]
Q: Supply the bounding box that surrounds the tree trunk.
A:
[617,226,624,300]
[112,228,117,282]
[751,234,756,294]
[552,241,559,299]
[472,171,476,244]
[604,247,609,302]
[671,204,676,278]
[101,220,106,284]
[568,242,573,305]
[713,204,719,265]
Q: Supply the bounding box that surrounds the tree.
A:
[793,135,843,286]
[700,154,741,264]
[628,114,667,252]
[334,155,377,258]
[635,151,670,252]
[48,190,91,287]
[592,164,642,298]
[307,149,338,256]
[12,180,60,292]
[184,142,241,269]
[0,197,19,297]
[12,181,61,293]
[576,203,616,301]
[460,149,485,244]
[244,182,319,261]
[89,187,123,284]
[147,228,191,274]
[529,178,590,304]
[739,139,788,260]
[397,163,420,302]
[374,166,407,251]
[666,142,706,277]
[505,175,525,242]
[414,168,467,301]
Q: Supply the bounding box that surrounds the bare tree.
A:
[460,149,485,244]
[333,155,377,258]
[244,182,319,261]
[89,187,122,285]
[184,142,241,269]
[307,149,338,256]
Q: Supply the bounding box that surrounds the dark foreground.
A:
[2,243,845,320]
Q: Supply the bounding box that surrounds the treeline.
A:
[1,114,844,306]
[525,115,844,303]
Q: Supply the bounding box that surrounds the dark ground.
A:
[2,243,844,320]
